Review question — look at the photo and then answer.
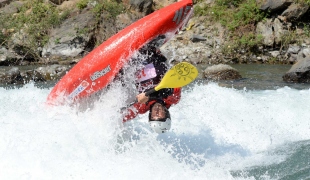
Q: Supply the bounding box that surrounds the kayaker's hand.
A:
[136,93,149,104]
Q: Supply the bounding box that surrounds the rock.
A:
[48,0,66,5]
[153,0,176,9]
[35,64,71,80]
[0,1,23,14]
[203,64,242,80]
[298,48,310,59]
[273,18,285,45]
[256,19,274,46]
[0,47,17,65]
[256,18,286,46]
[287,45,301,54]
[115,12,143,32]
[283,56,310,82]
[269,50,280,57]
[0,0,12,8]
[188,57,202,64]
[22,70,46,83]
[259,0,293,12]
[281,3,309,21]
[124,0,153,15]
[95,11,119,44]
[0,71,5,84]
[190,34,207,42]
[42,10,97,60]
[5,67,23,84]
[288,53,297,63]
[8,28,40,62]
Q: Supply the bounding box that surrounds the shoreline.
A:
[2,63,310,91]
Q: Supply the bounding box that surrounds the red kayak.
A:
[46,0,193,105]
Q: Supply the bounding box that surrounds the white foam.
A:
[0,82,309,179]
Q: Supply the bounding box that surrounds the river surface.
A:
[0,64,310,179]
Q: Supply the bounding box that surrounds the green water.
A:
[198,64,310,90]
[231,140,310,180]
[2,64,310,90]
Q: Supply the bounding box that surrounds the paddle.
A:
[123,62,198,108]
[145,62,198,96]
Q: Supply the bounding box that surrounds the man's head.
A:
[148,102,171,133]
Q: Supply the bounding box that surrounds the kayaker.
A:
[121,37,181,133]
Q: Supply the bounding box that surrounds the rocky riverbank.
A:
[2,0,310,85]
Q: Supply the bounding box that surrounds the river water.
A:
[0,64,310,179]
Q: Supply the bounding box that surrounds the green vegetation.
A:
[77,0,124,19]
[77,0,88,10]
[194,0,266,31]
[0,0,70,59]
[104,0,124,18]
[0,0,124,61]
[194,0,267,56]
[75,0,125,26]
[99,0,124,18]
[92,3,104,19]
[295,0,310,5]
[280,31,298,50]
[303,25,310,37]
[194,0,310,60]
[215,0,243,6]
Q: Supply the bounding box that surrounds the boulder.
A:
[0,1,23,14]
[115,12,143,32]
[273,18,285,45]
[123,0,153,15]
[283,56,310,82]
[42,10,97,60]
[203,64,242,80]
[256,18,286,46]
[22,70,46,83]
[259,0,293,12]
[0,47,18,65]
[5,67,23,84]
[0,0,11,8]
[35,64,70,80]
[282,3,309,21]
[256,19,274,46]
[190,34,207,43]
[286,45,301,54]
[298,48,310,59]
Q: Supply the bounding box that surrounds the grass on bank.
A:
[0,0,123,61]
[194,0,267,56]
[77,0,124,19]
[194,0,310,60]
[0,0,70,60]
[295,0,310,5]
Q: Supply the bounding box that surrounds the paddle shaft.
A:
[145,88,156,96]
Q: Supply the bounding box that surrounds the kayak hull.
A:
[46,0,193,105]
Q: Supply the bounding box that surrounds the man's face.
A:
[150,103,166,120]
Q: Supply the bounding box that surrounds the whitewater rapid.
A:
[1,82,310,179]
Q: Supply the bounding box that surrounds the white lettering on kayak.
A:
[90,65,111,81]
[68,80,89,100]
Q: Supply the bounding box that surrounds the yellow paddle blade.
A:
[155,62,198,91]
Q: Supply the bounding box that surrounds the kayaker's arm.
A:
[136,88,173,103]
